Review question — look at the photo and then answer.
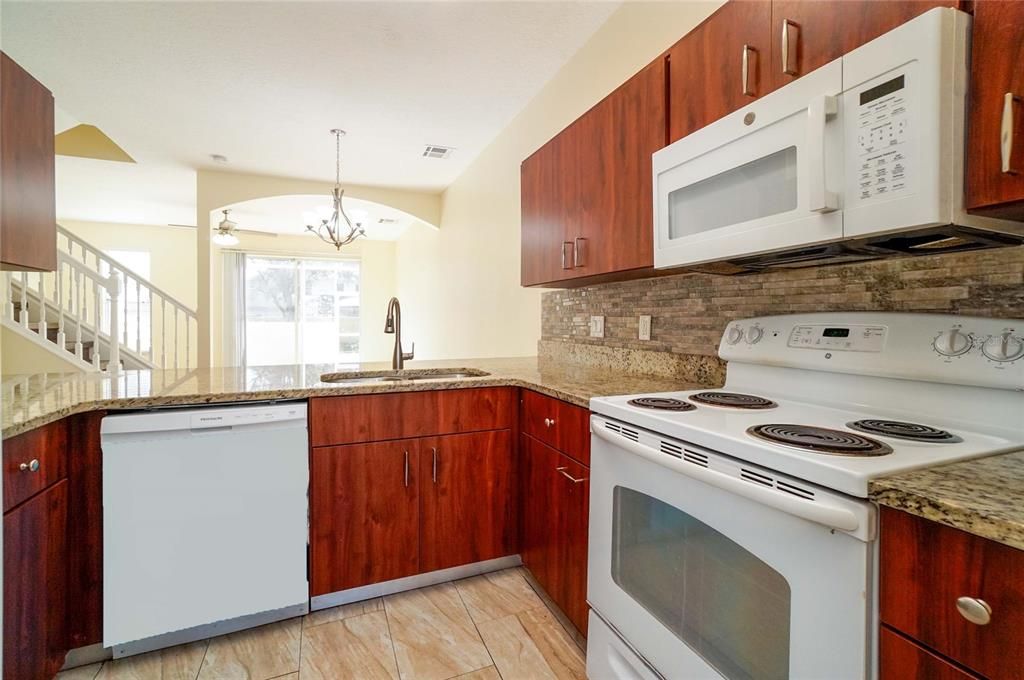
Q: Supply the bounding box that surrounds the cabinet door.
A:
[3,417,67,512]
[520,130,576,286]
[965,0,1024,219]
[575,59,665,278]
[520,434,559,594]
[310,442,419,595]
[520,434,590,636]
[879,626,978,680]
[551,451,589,636]
[4,479,68,680]
[0,53,56,272]
[769,1,955,90]
[667,0,773,143]
[420,430,515,573]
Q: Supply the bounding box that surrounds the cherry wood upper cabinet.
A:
[310,442,420,595]
[768,1,956,90]
[1,52,56,272]
[667,0,773,143]
[521,59,665,287]
[419,430,515,573]
[4,480,68,680]
[965,0,1024,220]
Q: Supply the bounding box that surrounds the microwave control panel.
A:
[855,73,909,201]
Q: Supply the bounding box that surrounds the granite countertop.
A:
[870,451,1024,551]
[1,356,703,440]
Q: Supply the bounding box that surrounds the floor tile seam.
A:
[451,577,503,680]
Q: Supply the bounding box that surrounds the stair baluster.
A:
[19,272,28,327]
[74,269,84,361]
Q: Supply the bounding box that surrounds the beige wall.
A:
[210,232,398,366]
[1,326,83,374]
[394,1,724,360]
[60,219,197,308]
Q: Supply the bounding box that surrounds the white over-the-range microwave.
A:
[653,8,1024,272]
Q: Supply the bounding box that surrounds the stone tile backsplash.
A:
[541,247,1024,358]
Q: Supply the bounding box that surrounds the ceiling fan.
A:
[167,213,278,244]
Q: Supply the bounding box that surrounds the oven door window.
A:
[667,145,798,240]
[611,486,791,680]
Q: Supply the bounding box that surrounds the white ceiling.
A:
[3,1,619,229]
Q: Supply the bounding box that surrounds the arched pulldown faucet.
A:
[384,297,414,370]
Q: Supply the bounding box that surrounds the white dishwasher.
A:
[101,402,309,657]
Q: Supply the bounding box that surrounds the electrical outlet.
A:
[590,315,605,338]
[638,315,652,341]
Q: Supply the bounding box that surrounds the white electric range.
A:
[585,312,1023,680]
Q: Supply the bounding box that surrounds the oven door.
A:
[653,59,843,269]
[588,417,875,680]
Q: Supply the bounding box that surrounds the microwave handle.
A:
[807,94,839,213]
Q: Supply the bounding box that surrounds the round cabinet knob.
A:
[982,331,1024,363]
[19,459,40,473]
[956,597,992,625]
[745,326,764,345]
[544,418,555,428]
[726,326,744,345]
[933,328,973,357]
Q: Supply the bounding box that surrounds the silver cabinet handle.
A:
[573,237,586,268]
[556,466,587,484]
[781,19,798,75]
[956,597,992,625]
[404,450,410,488]
[1002,92,1021,174]
[431,447,438,484]
[561,241,573,270]
[741,44,756,97]
[19,459,40,473]
[544,418,555,428]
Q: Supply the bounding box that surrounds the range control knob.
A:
[982,331,1024,362]
[933,328,973,357]
[746,326,764,345]
[726,326,744,345]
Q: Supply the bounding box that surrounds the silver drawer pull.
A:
[781,19,798,75]
[556,466,587,484]
[956,596,992,625]
[19,459,40,473]
[1002,92,1021,174]
[741,44,756,97]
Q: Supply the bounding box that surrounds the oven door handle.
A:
[592,425,861,534]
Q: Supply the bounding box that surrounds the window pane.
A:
[668,146,798,239]
[611,487,791,680]
[243,255,360,366]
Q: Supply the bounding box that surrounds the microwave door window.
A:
[668,146,799,240]
[611,486,791,680]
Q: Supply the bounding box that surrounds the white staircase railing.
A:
[1,226,197,373]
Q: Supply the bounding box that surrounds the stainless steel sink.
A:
[320,368,490,384]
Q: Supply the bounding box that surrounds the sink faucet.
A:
[384,297,414,370]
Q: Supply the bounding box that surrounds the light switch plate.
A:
[590,315,605,338]
[638,315,652,341]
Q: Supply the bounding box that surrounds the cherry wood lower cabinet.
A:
[520,433,590,636]
[4,479,68,680]
[310,429,516,596]
[879,507,1024,679]
[879,627,978,680]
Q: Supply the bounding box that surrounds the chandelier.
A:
[306,129,365,250]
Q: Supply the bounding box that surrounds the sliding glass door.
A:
[243,255,360,366]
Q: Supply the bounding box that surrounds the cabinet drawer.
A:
[3,419,67,512]
[310,387,514,447]
[520,390,590,466]
[880,507,1024,679]
[880,626,978,680]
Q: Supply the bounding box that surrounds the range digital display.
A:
[860,75,905,105]
[823,328,851,338]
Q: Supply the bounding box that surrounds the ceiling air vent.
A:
[377,217,398,224]
[422,144,455,159]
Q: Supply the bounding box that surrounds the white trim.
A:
[311,555,522,611]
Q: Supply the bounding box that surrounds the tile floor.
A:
[54,568,587,680]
